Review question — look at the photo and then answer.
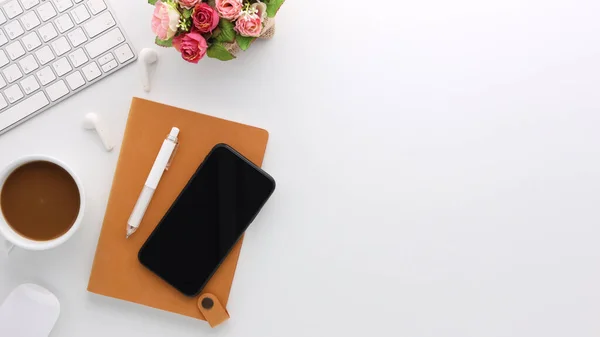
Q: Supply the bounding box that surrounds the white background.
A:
[1,0,599,336]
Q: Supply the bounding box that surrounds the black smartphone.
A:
[138,144,276,297]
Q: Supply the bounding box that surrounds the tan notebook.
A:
[88,98,269,322]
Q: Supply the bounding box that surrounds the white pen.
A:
[126,127,180,239]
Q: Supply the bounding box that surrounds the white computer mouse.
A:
[0,284,60,337]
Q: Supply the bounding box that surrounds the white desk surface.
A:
[1,0,599,336]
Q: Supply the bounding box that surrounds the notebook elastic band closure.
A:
[197,293,229,328]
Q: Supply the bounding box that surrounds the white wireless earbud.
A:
[83,113,114,152]
[139,48,159,92]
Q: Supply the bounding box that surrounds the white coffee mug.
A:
[0,155,85,254]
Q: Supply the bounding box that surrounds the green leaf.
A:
[264,0,285,18]
[214,19,235,43]
[148,0,157,5]
[155,37,173,48]
[207,43,236,61]
[183,8,192,19]
[235,35,256,51]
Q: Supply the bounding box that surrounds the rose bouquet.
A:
[148,0,284,63]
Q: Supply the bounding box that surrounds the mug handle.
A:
[0,236,14,255]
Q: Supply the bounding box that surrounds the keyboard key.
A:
[3,64,23,82]
[55,14,74,33]
[71,5,90,24]
[0,95,6,110]
[19,55,39,74]
[46,80,69,101]
[85,28,124,58]
[22,32,42,51]
[3,1,23,19]
[37,3,58,22]
[87,0,106,15]
[101,59,117,72]
[20,12,41,31]
[4,84,24,103]
[52,57,72,76]
[83,11,114,38]
[20,75,40,94]
[39,23,58,42]
[35,46,55,65]
[0,30,7,46]
[65,71,85,90]
[68,48,88,67]
[81,62,101,81]
[97,52,113,65]
[6,41,26,60]
[67,27,87,47]
[0,11,6,25]
[0,51,8,68]
[74,0,84,2]
[5,21,25,39]
[21,0,41,10]
[114,44,134,63]
[51,36,71,56]
[35,66,56,85]
[0,92,50,130]
[53,0,73,12]
[0,76,6,89]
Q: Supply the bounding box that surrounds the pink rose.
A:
[177,0,199,9]
[173,32,208,64]
[215,0,242,20]
[151,1,180,40]
[235,14,262,37]
[192,3,219,34]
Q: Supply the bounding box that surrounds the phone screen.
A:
[138,144,275,297]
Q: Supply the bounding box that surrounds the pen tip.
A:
[126,226,136,239]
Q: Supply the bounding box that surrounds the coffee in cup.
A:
[1,161,80,241]
[0,156,85,252]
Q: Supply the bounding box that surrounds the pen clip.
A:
[165,142,179,171]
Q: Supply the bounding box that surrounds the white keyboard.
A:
[0,0,136,134]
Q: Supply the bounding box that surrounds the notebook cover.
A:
[87,97,269,321]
